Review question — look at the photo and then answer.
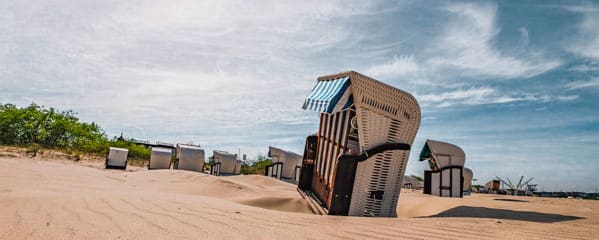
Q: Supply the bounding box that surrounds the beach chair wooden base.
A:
[210,162,222,176]
[423,166,464,198]
[298,142,411,216]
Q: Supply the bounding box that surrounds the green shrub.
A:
[240,154,272,175]
[0,103,151,160]
[0,103,109,153]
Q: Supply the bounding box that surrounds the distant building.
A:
[485,180,500,194]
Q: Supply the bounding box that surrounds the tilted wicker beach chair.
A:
[297,71,421,217]
[149,147,173,170]
[174,144,205,172]
[105,147,129,169]
[210,150,242,176]
[419,139,466,197]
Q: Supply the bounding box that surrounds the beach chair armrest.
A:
[338,142,411,163]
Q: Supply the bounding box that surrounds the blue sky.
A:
[1,1,598,192]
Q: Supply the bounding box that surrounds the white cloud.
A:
[366,55,420,77]
[569,62,599,72]
[565,5,599,59]
[551,5,599,13]
[555,95,580,101]
[418,87,495,103]
[366,2,560,83]
[566,78,599,89]
[416,87,578,108]
[427,3,560,79]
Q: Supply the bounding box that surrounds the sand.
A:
[1,156,598,240]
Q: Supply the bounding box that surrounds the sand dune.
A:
[1,157,598,239]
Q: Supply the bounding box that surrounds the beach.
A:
[1,156,597,240]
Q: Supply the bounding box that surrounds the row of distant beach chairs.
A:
[105,145,302,180]
[105,144,242,176]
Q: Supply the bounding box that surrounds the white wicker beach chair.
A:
[174,144,205,172]
[149,147,173,170]
[297,71,421,217]
[419,139,466,198]
[463,167,473,194]
[266,146,302,181]
[105,147,129,169]
[210,150,241,176]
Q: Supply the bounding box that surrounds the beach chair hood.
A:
[419,139,466,170]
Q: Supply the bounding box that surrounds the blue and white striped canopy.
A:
[302,77,353,114]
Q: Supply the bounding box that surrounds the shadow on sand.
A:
[425,206,584,223]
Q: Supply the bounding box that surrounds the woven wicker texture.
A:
[319,71,421,217]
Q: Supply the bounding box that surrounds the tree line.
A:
[0,103,150,159]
